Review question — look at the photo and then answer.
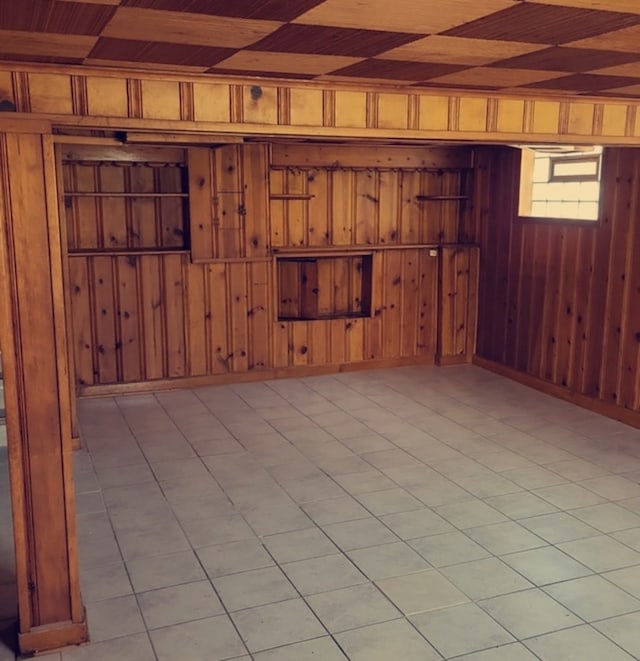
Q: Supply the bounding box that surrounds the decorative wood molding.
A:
[0,63,639,144]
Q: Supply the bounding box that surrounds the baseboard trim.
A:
[79,355,437,397]
[473,356,640,431]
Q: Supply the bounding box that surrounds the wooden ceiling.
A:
[3,0,640,98]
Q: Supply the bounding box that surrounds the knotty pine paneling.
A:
[65,142,478,390]
[476,146,640,414]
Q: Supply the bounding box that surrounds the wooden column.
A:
[0,125,87,653]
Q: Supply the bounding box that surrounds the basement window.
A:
[277,254,373,321]
[519,146,603,222]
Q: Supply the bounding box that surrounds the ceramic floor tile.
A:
[376,569,470,615]
[501,546,592,586]
[411,602,513,658]
[454,643,540,660]
[579,476,640,501]
[441,557,533,600]
[519,512,601,544]
[524,624,635,661]
[180,514,255,548]
[281,553,367,595]
[231,598,325,653]
[126,550,205,593]
[333,470,398,495]
[252,637,347,660]
[197,539,274,578]
[466,521,547,556]
[138,580,224,629]
[544,575,640,621]
[301,496,370,525]
[356,488,424,516]
[335,618,441,661]
[150,614,247,661]
[533,484,606,510]
[558,535,640,573]
[594,612,640,658]
[213,566,297,612]
[484,492,559,519]
[410,531,491,568]
[409,478,472,507]
[570,503,640,534]
[500,466,567,490]
[347,541,431,580]
[263,527,338,564]
[379,508,454,540]
[61,633,156,661]
[79,562,132,604]
[322,517,398,551]
[452,473,522,499]
[478,588,582,639]
[305,583,401,633]
[85,595,145,642]
[434,500,508,529]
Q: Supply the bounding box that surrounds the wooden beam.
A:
[0,131,87,654]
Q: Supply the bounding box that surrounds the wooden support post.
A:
[0,129,87,653]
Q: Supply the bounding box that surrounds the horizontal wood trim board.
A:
[1,63,640,144]
[18,620,88,655]
[474,356,640,431]
[79,355,438,397]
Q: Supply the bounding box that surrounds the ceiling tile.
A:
[530,0,640,13]
[589,62,640,77]
[103,7,281,48]
[525,73,640,91]
[329,59,468,81]
[0,30,96,59]
[426,67,567,88]
[567,25,640,53]
[246,24,423,57]
[493,46,640,72]
[89,38,237,67]
[208,69,314,80]
[122,0,325,21]
[597,83,640,96]
[0,0,116,35]
[443,4,640,44]
[294,0,518,34]
[211,52,362,76]
[84,58,209,73]
[382,35,545,66]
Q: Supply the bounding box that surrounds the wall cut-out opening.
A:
[277,254,373,321]
[518,146,603,222]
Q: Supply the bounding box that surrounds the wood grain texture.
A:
[476,145,640,419]
[0,131,86,653]
[3,64,640,144]
[65,142,479,389]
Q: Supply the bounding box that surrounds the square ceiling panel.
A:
[525,72,640,91]
[90,38,236,67]
[443,3,640,44]
[382,35,545,66]
[122,0,326,21]
[293,0,518,34]
[0,0,115,35]
[329,59,468,81]
[531,0,640,13]
[211,51,363,76]
[493,46,640,72]
[246,24,423,57]
[568,25,640,53]
[426,67,568,88]
[104,7,281,48]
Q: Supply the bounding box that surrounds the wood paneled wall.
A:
[65,142,479,391]
[476,146,640,416]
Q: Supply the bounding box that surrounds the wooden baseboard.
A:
[18,619,88,655]
[436,354,469,366]
[71,436,81,451]
[79,355,437,397]
[473,356,640,430]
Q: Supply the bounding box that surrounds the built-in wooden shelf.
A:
[64,192,188,198]
[415,195,469,201]
[269,194,315,200]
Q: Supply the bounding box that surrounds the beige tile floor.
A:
[3,365,640,659]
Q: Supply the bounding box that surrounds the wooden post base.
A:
[19,619,88,656]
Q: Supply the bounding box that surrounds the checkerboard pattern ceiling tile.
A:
[3,0,640,98]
